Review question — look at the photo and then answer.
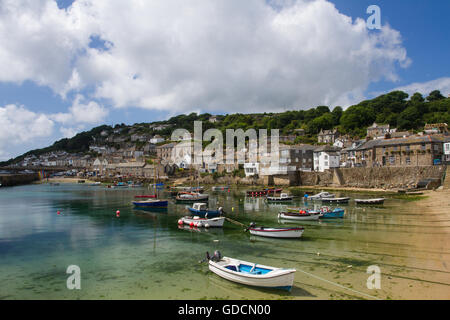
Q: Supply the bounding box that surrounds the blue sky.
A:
[0,0,449,160]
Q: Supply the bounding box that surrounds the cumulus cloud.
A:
[0,0,410,113]
[0,104,54,158]
[390,77,450,98]
[50,94,108,124]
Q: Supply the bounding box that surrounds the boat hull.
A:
[179,216,225,228]
[209,257,295,291]
[321,197,350,204]
[355,198,385,205]
[278,212,321,221]
[132,200,168,208]
[249,227,304,238]
[320,209,345,219]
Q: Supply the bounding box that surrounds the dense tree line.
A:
[1,90,448,166]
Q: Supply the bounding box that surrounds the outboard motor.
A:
[211,250,222,262]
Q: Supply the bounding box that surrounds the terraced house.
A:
[354,135,445,167]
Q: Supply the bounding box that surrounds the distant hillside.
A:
[1,89,448,166]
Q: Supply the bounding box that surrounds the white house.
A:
[150,135,165,144]
[244,163,259,177]
[313,146,341,172]
[444,138,450,163]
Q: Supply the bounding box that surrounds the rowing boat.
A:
[321,197,350,204]
[354,198,385,205]
[178,216,225,228]
[278,211,321,221]
[208,254,296,291]
[132,199,168,208]
[248,226,304,238]
[187,203,223,218]
[266,193,293,202]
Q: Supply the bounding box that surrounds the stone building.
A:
[318,129,339,144]
[366,123,391,139]
[354,135,444,167]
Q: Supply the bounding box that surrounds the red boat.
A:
[134,195,157,198]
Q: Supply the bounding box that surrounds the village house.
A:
[294,128,305,136]
[313,145,341,172]
[366,122,398,139]
[340,140,366,168]
[150,135,165,144]
[260,144,315,175]
[318,129,340,144]
[444,137,450,164]
[209,115,219,123]
[131,133,149,142]
[424,123,448,134]
[93,158,109,176]
[156,143,176,163]
[354,135,444,167]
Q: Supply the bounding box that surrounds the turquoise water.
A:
[0,184,449,300]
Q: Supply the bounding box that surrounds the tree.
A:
[410,92,424,104]
[331,106,343,126]
[426,90,445,102]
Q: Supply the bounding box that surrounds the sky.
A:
[0,0,449,161]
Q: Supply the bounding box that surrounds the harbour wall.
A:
[0,173,40,187]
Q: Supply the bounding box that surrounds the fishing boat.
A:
[176,192,209,202]
[354,198,385,205]
[178,216,225,228]
[321,197,350,204]
[278,211,321,221]
[266,193,293,202]
[169,186,204,196]
[212,186,231,192]
[305,191,335,200]
[187,203,223,218]
[247,223,304,239]
[246,188,282,197]
[319,207,345,219]
[132,198,168,208]
[207,251,296,291]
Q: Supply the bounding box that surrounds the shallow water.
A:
[0,184,449,300]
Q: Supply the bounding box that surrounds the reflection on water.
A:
[0,184,449,300]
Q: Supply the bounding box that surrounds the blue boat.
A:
[320,207,345,219]
[188,203,223,218]
[132,199,168,208]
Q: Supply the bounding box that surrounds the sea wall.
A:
[0,173,40,187]
[299,165,446,189]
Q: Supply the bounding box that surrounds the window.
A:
[421,144,426,151]
[406,157,411,165]
[324,155,328,160]
[325,161,329,167]
[405,145,410,151]
[389,156,395,164]
[434,144,438,151]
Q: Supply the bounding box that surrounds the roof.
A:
[314,145,341,153]
[356,135,444,150]
[116,162,146,168]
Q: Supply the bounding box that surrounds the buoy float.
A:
[178,219,183,225]
[57,211,61,215]
[189,222,194,228]
[116,210,120,218]
[232,207,234,212]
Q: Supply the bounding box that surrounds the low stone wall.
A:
[0,173,39,187]
[298,165,446,189]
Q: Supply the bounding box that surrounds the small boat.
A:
[246,188,282,197]
[305,191,335,200]
[169,186,204,196]
[212,186,231,192]
[207,252,296,291]
[49,182,60,186]
[187,203,223,218]
[247,223,304,239]
[319,207,345,219]
[176,192,209,202]
[134,194,157,198]
[266,193,293,202]
[89,182,101,186]
[321,197,350,204]
[132,199,168,208]
[354,198,385,205]
[178,216,225,228]
[278,211,321,221]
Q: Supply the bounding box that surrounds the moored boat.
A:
[212,186,231,192]
[187,203,223,218]
[132,198,168,208]
[321,197,350,204]
[207,252,296,291]
[178,216,225,228]
[247,223,304,238]
[319,207,345,219]
[134,194,157,198]
[354,198,385,205]
[278,211,321,221]
[246,188,282,197]
[176,192,209,202]
[305,191,335,200]
[266,193,293,202]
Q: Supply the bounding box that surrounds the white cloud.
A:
[0,104,54,158]
[389,77,450,98]
[50,94,108,124]
[0,0,410,113]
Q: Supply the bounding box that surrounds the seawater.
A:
[0,184,449,300]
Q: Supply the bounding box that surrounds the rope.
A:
[295,267,382,300]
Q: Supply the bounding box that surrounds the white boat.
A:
[266,193,293,202]
[306,191,335,200]
[178,216,225,228]
[355,198,385,205]
[248,226,304,238]
[212,186,230,191]
[208,255,296,291]
[278,211,321,221]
